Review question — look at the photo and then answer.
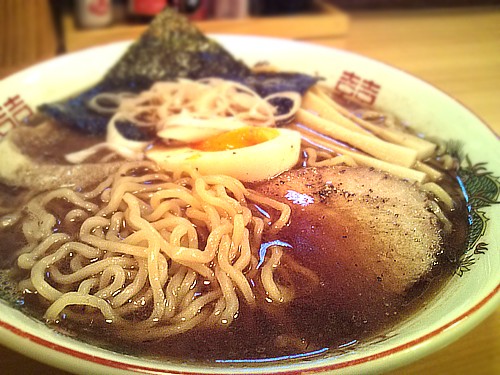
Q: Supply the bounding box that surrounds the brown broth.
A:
[28,207,466,365]
[8,173,468,364]
[0,117,470,363]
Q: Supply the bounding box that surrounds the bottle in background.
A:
[213,0,249,19]
[128,0,168,18]
[170,0,213,20]
[76,0,113,28]
[249,0,311,15]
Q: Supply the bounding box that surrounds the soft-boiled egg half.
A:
[146,127,301,182]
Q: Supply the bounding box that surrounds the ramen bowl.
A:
[0,36,498,375]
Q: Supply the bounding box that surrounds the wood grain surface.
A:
[0,0,57,78]
[0,5,498,375]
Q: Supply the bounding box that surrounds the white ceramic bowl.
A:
[0,36,498,375]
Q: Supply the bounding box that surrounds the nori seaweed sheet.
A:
[102,8,251,90]
[39,8,319,139]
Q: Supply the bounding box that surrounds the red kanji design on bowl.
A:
[355,79,381,105]
[0,94,34,139]
[334,71,381,105]
[334,71,361,98]
[0,109,16,136]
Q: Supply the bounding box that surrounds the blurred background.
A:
[1,0,499,77]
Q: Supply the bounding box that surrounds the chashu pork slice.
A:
[253,166,443,296]
[0,121,121,191]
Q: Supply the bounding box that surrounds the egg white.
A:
[146,128,301,182]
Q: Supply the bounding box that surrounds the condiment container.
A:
[128,0,168,16]
[76,0,113,28]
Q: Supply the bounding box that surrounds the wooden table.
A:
[0,0,57,79]
[0,5,499,375]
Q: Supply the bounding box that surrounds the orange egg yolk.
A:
[191,127,280,151]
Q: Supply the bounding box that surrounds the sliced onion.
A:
[161,114,247,131]
[157,127,223,144]
[106,114,149,156]
[87,92,136,115]
[264,91,302,125]
[65,114,148,163]
[77,78,304,164]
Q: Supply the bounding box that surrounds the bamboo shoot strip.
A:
[296,109,418,168]
[414,161,442,182]
[366,127,437,160]
[292,125,427,183]
[311,86,437,160]
[421,182,454,210]
[301,92,374,136]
